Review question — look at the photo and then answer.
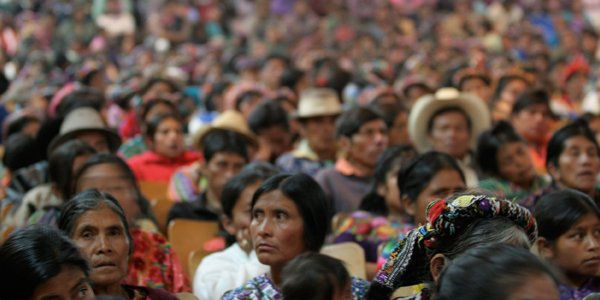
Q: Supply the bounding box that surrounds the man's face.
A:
[76,131,110,153]
[511,103,553,145]
[347,119,388,168]
[204,152,247,197]
[428,111,471,159]
[300,115,338,155]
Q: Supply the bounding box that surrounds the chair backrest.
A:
[139,181,171,234]
[320,242,367,279]
[168,219,220,277]
[188,248,211,281]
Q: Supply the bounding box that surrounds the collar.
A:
[291,139,320,161]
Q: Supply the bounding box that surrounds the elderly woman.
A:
[521,119,600,208]
[477,121,548,201]
[223,173,370,299]
[58,189,177,299]
[70,153,190,293]
[0,226,95,299]
[367,193,537,299]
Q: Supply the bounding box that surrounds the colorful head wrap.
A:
[367,193,537,299]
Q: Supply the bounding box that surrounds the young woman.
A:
[534,189,600,299]
[477,121,548,200]
[127,113,200,183]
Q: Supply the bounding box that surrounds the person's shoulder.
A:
[221,274,272,299]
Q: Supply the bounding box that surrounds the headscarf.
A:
[367,193,537,299]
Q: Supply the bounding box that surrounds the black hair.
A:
[139,98,177,123]
[492,75,529,102]
[457,74,491,90]
[49,139,97,198]
[335,106,386,138]
[369,102,408,129]
[58,189,134,254]
[251,173,330,251]
[144,112,183,140]
[235,90,263,111]
[534,189,600,242]
[280,68,305,90]
[0,226,90,300]
[202,130,250,162]
[281,252,350,300]
[436,244,560,300]
[55,88,106,119]
[511,88,552,116]
[426,106,472,134]
[2,133,43,172]
[476,121,523,177]
[221,162,280,218]
[262,53,291,69]
[139,77,180,97]
[546,119,600,169]
[359,145,418,215]
[247,100,290,134]
[398,152,465,203]
[4,115,40,140]
[70,153,156,224]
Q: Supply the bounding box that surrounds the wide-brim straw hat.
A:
[47,107,121,156]
[192,110,258,149]
[408,87,491,152]
[293,88,342,119]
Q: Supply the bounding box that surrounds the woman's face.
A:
[497,141,536,187]
[30,265,95,300]
[407,168,466,225]
[224,182,261,244]
[389,111,410,146]
[76,163,141,223]
[71,206,130,289]
[545,213,600,283]
[551,135,600,195]
[250,190,306,268]
[151,118,184,158]
[500,79,528,105]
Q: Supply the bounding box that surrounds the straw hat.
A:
[408,87,491,152]
[192,110,258,149]
[47,107,121,155]
[293,88,342,119]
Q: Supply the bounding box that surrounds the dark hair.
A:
[476,121,523,177]
[359,145,418,215]
[49,139,97,198]
[235,90,263,111]
[202,130,249,162]
[281,252,350,300]
[70,153,156,223]
[0,226,90,300]
[140,98,177,123]
[4,115,40,140]
[492,75,529,102]
[335,107,386,138]
[546,119,600,169]
[436,244,560,300]
[511,88,552,116]
[251,173,330,251]
[247,100,290,134]
[534,189,600,242]
[370,102,408,129]
[58,189,133,254]
[398,152,465,203]
[144,113,182,140]
[2,133,42,172]
[140,77,180,97]
[426,106,472,134]
[221,162,280,218]
[457,74,491,90]
[56,88,106,118]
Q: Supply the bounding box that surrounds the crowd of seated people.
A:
[3,0,600,299]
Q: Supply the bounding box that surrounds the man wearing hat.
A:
[276,88,341,176]
[408,87,491,187]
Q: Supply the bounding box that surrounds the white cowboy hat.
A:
[192,110,258,149]
[408,87,491,152]
[293,88,342,119]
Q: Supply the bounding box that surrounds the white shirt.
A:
[193,243,269,300]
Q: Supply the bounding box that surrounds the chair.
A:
[168,219,220,277]
[188,248,211,281]
[139,181,171,234]
[321,242,367,279]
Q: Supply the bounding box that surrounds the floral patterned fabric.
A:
[558,278,600,300]
[221,273,370,299]
[126,228,191,293]
[333,210,414,262]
